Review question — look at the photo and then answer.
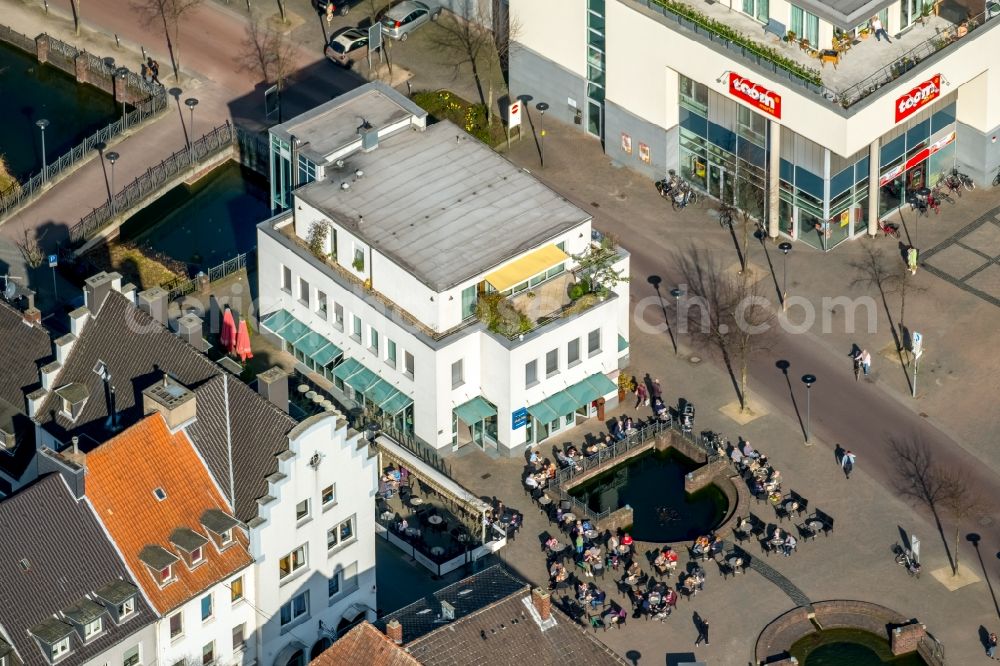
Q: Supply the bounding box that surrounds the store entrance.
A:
[707,164,735,204]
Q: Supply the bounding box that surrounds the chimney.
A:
[175,313,206,351]
[23,307,41,325]
[54,333,77,365]
[0,408,15,452]
[40,361,61,391]
[142,373,197,430]
[61,436,86,467]
[26,388,46,419]
[83,271,122,315]
[256,367,289,413]
[137,287,168,326]
[121,282,137,305]
[531,588,551,621]
[359,121,378,152]
[37,446,86,499]
[69,307,90,337]
[385,619,403,645]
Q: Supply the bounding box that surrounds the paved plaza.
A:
[923,206,1000,307]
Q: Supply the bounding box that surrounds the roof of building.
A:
[0,474,155,666]
[312,622,420,666]
[84,414,253,614]
[271,82,428,165]
[792,0,896,29]
[294,120,590,292]
[36,290,297,522]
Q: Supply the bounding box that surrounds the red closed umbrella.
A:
[220,307,237,352]
[235,318,253,363]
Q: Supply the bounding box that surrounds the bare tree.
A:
[15,227,45,269]
[675,247,775,413]
[238,15,296,93]
[733,179,766,273]
[938,470,985,576]
[131,0,203,81]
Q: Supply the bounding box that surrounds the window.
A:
[460,285,478,320]
[342,561,360,594]
[329,515,355,549]
[200,594,213,622]
[232,624,245,651]
[386,339,397,368]
[525,359,538,387]
[451,359,464,388]
[680,75,708,114]
[297,154,316,185]
[328,572,340,597]
[122,645,141,666]
[568,338,580,366]
[169,611,183,639]
[281,265,292,293]
[330,228,338,259]
[317,291,328,319]
[327,525,338,550]
[545,349,559,377]
[322,484,336,506]
[201,641,214,666]
[118,597,135,619]
[295,499,310,521]
[737,105,767,146]
[352,315,362,341]
[190,546,203,564]
[51,637,70,660]
[333,303,344,330]
[279,545,306,579]
[159,565,173,584]
[790,4,819,47]
[279,591,309,626]
[220,529,233,546]
[230,576,244,603]
[588,328,602,356]
[298,278,310,307]
[84,617,103,640]
[353,247,365,271]
[404,351,415,378]
[370,328,380,355]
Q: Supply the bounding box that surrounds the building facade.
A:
[259,83,630,459]
[510,0,1000,250]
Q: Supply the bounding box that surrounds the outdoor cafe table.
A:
[807,520,824,531]
[538,496,552,506]
[428,515,443,525]
[405,527,421,537]
[562,512,576,523]
[783,500,799,512]
[584,529,599,540]
[311,393,325,403]
[380,511,394,521]
[297,384,309,394]
[305,391,317,401]
[549,541,567,553]
[430,546,445,556]
[410,497,424,506]
[727,556,744,568]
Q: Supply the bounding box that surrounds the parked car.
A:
[325,27,369,68]
[379,0,441,41]
[312,0,365,16]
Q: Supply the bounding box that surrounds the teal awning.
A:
[453,396,497,425]
[312,343,343,367]
[295,331,329,356]
[618,334,629,352]
[380,391,413,415]
[544,390,578,418]
[345,365,379,394]
[333,358,365,381]
[527,401,559,424]
[261,309,295,331]
[365,379,398,406]
[527,373,616,425]
[276,319,309,345]
[262,310,342,366]
[260,309,309,344]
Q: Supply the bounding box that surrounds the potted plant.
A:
[799,36,811,50]
[784,30,796,42]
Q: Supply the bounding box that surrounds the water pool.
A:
[791,628,928,665]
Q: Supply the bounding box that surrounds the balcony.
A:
[632,0,999,109]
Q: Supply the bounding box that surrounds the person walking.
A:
[860,349,871,376]
[907,246,919,275]
[147,57,160,85]
[636,382,649,408]
[870,15,892,42]
[987,631,998,659]
[695,616,710,646]
[842,450,857,479]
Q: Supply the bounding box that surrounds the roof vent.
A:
[142,375,197,430]
[358,120,378,152]
[18,558,30,571]
[440,600,455,621]
[335,159,345,168]
[153,487,167,501]
[340,182,350,191]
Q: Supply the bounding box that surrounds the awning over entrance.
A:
[332,357,364,381]
[484,244,569,292]
[377,435,489,513]
[332,357,414,415]
[380,391,413,416]
[261,310,343,367]
[527,372,617,424]
[453,396,497,425]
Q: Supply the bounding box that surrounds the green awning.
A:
[262,310,342,366]
[579,372,617,399]
[527,401,559,424]
[262,309,295,331]
[276,319,309,345]
[542,390,578,418]
[527,373,616,425]
[365,379,398,406]
[345,365,380,394]
[295,331,330,356]
[453,396,497,425]
[333,358,365,381]
[618,334,629,352]
[312,343,343,367]
[380,391,413,415]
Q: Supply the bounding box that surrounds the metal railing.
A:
[207,250,255,282]
[0,24,35,52]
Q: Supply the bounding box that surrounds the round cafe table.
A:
[305,391,317,401]
[538,496,552,506]
[428,515,443,525]
[297,384,309,394]
[562,512,576,523]
[430,546,444,556]
[807,520,824,532]
[312,393,325,403]
[410,497,424,506]
[584,529,599,540]
[380,511,394,521]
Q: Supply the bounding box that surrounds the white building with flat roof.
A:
[258,83,630,458]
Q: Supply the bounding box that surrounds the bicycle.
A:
[941,171,963,197]
[718,203,736,228]
[952,167,975,191]
[892,543,921,579]
[931,184,954,205]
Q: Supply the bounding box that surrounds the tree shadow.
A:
[757,235,783,306]
[850,245,912,393]
[968,533,1000,620]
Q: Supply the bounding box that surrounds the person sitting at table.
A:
[783,533,797,557]
[549,562,568,589]
[741,440,759,459]
[730,445,744,466]
[577,581,590,600]
[682,574,700,596]
[620,533,634,554]
[545,462,557,479]
[611,419,625,442]
[607,534,620,553]
[653,550,670,575]
[623,416,635,434]
[769,527,784,550]
[524,474,540,489]
[584,441,598,456]
[692,535,711,556]
[545,535,560,551]
[709,535,724,556]
[752,478,766,497]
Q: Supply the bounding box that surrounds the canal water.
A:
[117,161,270,269]
[568,448,729,542]
[0,40,119,180]
[791,628,927,665]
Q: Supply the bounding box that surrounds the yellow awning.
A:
[484,245,569,292]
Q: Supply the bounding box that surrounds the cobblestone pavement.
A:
[922,205,1000,307]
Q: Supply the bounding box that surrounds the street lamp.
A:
[778,241,792,310]
[184,97,199,139]
[669,287,683,355]
[801,374,816,444]
[35,119,49,181]
[105,151,119,213]
[535,101,549,167]
[116,67,129,128]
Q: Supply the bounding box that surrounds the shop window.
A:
[737,106,767,147]
[830,166,854,199]
[880,134,906,168]
[679,108,708,138]
[907,119,929,147]
[931,103,956,133]
[794,167,824,199]
[679,76,708,115]
[707,122,736,154]
[854,156,870,185]
[779,158,794,183]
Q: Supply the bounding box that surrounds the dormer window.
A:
[191,546,203,564]
[83,618,102,640]
[94,580,139,623]
[55,383,89,422]
[63,598,106,643]
[169,527,209,568]
[140,544,180,588]
[199,508,240,551]
[159,565,173,583]
[51,637,70,660]
[220,529,232,546]
[118,597,135,618]
[30,618,74,663]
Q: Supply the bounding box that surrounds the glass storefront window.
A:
[830,166,853,199]
[794,167,824,199]
[931,103,956,133]
[680,108,707,138]
[680,76,709,115]
[907,119,929,147]
[881,134,906,168]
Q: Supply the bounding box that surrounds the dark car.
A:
[312,0,365,16]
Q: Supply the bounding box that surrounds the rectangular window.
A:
[122,645,141,666]
[460,285,478,320]
[84,618,103,640]
[317,291,328,319]
[404,351,415,378]
[201,641,214,666]
[680,75,708,115]
[169,611,183,639]
[525,360,538,387]
[334,303,344,330]
[232,624,245,651]
[339,515,355,542]
[297,155,316,185]
[279,591,309,626]
[387,339,397,368]
[159,565,172,584]
[220,529,233,546]
[451,359,464,388]
[118,597,135,618]
[370,328,380,355]
[545,349,559,377]
[322,484,336,506]
[279,545,306,579]
[230,576,244,603]
[296,499,310,521]
[352,315,362,341]
[190,546,203,564]
[298,278,310,307]
[588,328,602,356]
[201,594,213,622]
[281,265,291,293]
[353,247,365,271]
[328,572,341,597]
[568,338,580,365]
[327,525,338,550]
[52,637,70,659]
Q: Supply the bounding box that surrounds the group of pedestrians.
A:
[140,57,161,85]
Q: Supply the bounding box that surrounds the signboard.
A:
[620,132,632,155]
[638,142,650,164]
[507,100,521,129]
[895,74,941,123]
[512,407,528,430]
[367,22,382,52]
[911,331,923,358]
[878,130,955,186]
[47,254,58,268]
[728,72,782,119]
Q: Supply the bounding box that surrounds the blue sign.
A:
[48,254,58,268]
[512,407,529,430]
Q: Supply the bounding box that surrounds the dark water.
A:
[118,161,270,268]
[568,448,728,542]
[791,629,928,665]
[0,41,119,180]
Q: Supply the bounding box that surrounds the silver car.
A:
[379,0,441,41]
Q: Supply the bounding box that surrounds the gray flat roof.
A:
[295,121,590,291]
[795,0,896,28]
[271,82,427,165]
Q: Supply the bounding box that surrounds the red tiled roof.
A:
[311,622,419,666]
[85,414,252,614]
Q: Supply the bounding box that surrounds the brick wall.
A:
[891,623,925,656]
[598,506,634,534]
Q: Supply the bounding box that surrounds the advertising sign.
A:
[878,130,955,186]
[621,132,632,155]
[638,142,650,164]
[728,72,782,119]
[512,407,528,429]
[895,74,941,123]
[508,101,521,129]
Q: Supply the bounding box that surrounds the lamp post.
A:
[105,151,119,213]
[116,67,129,128]
[801,374,816,444]
[778,241,792,310]
[35,119,49,181]
[184,97,199,140]
[670,287,683,355]
[535,101,549,167]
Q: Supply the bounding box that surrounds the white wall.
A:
[250,415,377,666]
[81,622,157,666]
[510,0,588,78]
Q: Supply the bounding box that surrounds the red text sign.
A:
[895,74,941,123]
[728,72,781,119]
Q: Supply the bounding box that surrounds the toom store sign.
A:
[728,72,781,119]
[895,75,941,123]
